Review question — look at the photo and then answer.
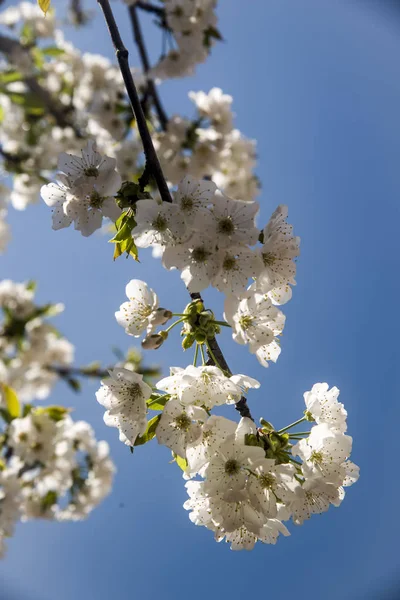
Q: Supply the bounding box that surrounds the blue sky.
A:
[1,0,400,598]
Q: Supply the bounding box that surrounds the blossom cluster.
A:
[0,2,254,254]
[0,405,115,558]
[95,339,358,550]
[154,88,259,201]
[0,279,74,402]
[0,0,360,555]
[125,0,220,80]
[125,173,299,367]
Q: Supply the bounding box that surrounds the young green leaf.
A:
[0,384,21,419]
[37,0,51,15]
[134,414,161,446]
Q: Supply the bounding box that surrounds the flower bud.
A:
[142,331,168,350]
[260,418,274,432]
[182,333,196,350]
[151,308,173,327]
[195,331,207,343]
[198,311,212,327]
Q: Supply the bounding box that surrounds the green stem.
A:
[277,417,306,434]
[193,343,199,366]
[199,343,206,366]
[164,318,185,334]
[288,457,302,467]
[211,320,231,328]
[289,431,311,438]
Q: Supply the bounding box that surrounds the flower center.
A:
[175,413,191,431]
[310,451,324,465]
[262,251,276,266]
[89,190,105,208]
[152,214,168,232]
[172,6,184,17]
[217,217,234,235]
[223,256,237,271]
[259,473,275,489]
[18,432,28,443]
[192,246,209,263]
[239,315,254,330]
[129,383,142,399]
[225,458,241,475]
[84,167,99,178]
[180,195,194,211]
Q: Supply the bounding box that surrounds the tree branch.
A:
[136,1,165,19]
[47,364,158,380]
[97,0,172,203]
[97,0,254,421]
[129,5,168,130]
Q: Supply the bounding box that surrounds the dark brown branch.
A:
[97,0,172,203]
[97,0,253,421]
[129,5,168,130]
[190,292,254,421]
[136,1,165,19]
[0,33,82,137]
[47,364,158,380]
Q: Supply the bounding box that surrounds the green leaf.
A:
[0,408,12,424]
[134,414,161,446]
[22,403,34,417]
[0,384,21,419]
[2,90,46,115]
[146,394,169,411]
[37,0,52,15]
[35,405,69,422]
[175,454,188,472]
[41,490,57,511]
[109,211,139,261]
[41,46,65,57]
[65,377,81,393]
[0,71,24,85]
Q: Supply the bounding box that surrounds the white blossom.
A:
[224,289,285,366]
[292,424,352,486]
[256,205,300,291]
[212,246,263,296]
[303,383,348,433]
[132,199,186,248]
[208,191,259,248]
[96,368,152,446]
[156,399,207,457]
[172,175,216,227]
[115,279,160,337]
[41,141,121,236]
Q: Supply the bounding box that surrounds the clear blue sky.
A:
[1,1,400,598]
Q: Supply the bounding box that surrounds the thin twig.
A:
[129,5,169,130]
[97,0,172,204]
[47,364,158,380]
[136,1,165,19]
[97,0,254,421]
